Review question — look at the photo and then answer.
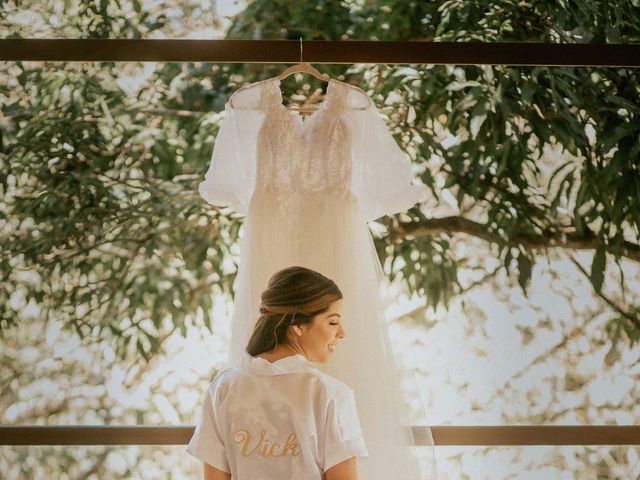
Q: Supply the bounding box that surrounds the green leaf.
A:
[136,339,149,362]
[517,252,533,297]
[591,246,606,294]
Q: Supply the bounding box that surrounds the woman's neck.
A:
[258,344,305,363]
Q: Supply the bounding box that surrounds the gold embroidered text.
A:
[233,429,302,458]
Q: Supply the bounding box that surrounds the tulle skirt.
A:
[224,185,436,480]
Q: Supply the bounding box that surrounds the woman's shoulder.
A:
[305,367,355,400]
[206,365,241,393]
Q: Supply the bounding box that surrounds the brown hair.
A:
[246,266,343,357]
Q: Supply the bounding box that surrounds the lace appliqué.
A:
[254,79,353,230]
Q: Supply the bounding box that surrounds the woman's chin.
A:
[311,353,331,364]
[308,348,334,364]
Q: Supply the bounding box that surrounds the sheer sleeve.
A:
[199,87,264,216]
[185,381,231,473]
[350,92,427,223]
[322,384,369,473]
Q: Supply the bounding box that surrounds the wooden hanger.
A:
[276,38,331,83]
[275,38,332,116]
[230,38,353,113]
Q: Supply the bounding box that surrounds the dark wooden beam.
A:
[1,39,639,67]
[1,425,639,446]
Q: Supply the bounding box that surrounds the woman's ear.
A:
[293,325,303,336]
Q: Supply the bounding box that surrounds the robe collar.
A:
[240,350,312,376]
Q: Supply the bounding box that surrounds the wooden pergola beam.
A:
[1,39,639,66]
[1,426,639,446]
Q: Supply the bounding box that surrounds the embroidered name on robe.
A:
[233,428,302,458]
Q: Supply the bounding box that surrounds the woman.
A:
[186,266,369,480]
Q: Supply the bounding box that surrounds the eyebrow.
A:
[328,313,342,318]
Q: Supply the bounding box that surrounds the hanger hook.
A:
[299,37,303,63]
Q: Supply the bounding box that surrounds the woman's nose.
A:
[338,324,345,338]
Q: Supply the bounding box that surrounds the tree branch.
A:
[392,216,640,262]
[75,450,109,480]
[569,255,640,332]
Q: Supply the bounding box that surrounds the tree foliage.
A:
[1,0,639,363]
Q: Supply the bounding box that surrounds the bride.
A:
[187,266,370,480]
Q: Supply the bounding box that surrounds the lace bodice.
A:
[199,77,426,223]
[255,78,353,194]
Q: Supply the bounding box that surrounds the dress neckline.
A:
[270,77,338,127]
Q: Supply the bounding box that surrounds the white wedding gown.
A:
[200,77,437,479]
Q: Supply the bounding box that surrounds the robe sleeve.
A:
[185,381,231,474]
[199,90,261,216]
[322,384,369,473]
[351,94,427,223]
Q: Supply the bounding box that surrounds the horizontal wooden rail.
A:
[1,39,640,67]
[1,426,638,446]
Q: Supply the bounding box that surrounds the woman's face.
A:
[297,299,345,363]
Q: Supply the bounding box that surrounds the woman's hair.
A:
[246,266,343,356]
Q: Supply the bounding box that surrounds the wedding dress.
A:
[199,77,437,479]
